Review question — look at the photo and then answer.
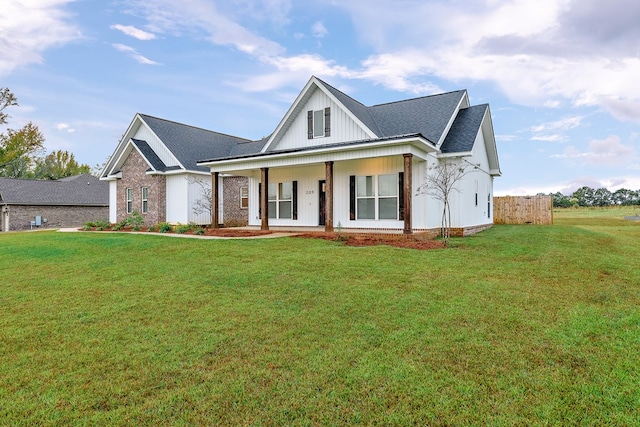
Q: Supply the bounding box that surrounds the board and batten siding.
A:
[109,180,118,223]
[247,157,411,229]
[271,88,371,152]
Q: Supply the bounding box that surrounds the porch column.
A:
[211,172,219,228]
[261,167,269,230]
[325,161,334,232]
[403,153,413,234]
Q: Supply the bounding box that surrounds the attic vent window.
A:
[307,107,331,139]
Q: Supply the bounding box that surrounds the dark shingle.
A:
[369,91,466,144]
[138,114,266,172]
[131,139,167,171]
[440,105,488,153]
[0,174,108,206]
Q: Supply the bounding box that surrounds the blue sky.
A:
[1,0,639,195]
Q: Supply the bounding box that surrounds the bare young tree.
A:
[417,158,473,243]
[186,176,212,217]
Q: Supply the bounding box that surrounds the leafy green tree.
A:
[33,149,91,180]
[0,122,46,177]
[551,191,572,208]
[0,87,18,125]
[572,186,595,207]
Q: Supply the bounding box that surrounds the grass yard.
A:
[1,208,639,426]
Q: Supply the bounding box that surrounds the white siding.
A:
[271,88,371,151]
[109,180,118,223]
[186,174,214,225]
[166,175,188,223]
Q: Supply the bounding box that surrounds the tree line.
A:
[542,187,640,208]
[1,87,91,180]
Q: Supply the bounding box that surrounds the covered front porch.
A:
[199,137,439,234]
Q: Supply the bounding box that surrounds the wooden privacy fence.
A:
[493,196,553,225]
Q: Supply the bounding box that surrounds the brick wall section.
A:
[116,149,166,226]
[222,176,249,226]
[3,205,108,231]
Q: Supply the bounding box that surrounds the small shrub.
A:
[93,220,111,231]
[158,222,172,233]
[126,211,145,231]
[111,223,123,231]
[193,227,205,235]
[148,225,157,232]
[175,224,191,234]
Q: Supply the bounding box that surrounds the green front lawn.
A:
[1,210,639,425]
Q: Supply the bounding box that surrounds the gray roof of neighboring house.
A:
[138,114,267,172]
[440,105,489,153]
[0,174,108,206]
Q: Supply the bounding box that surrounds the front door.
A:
[318,180,326,226]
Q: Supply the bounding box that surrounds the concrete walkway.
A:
[56,228,297,240]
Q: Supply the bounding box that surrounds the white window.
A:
[313,110,324,137]
[126,188,133,214]
[141,187,148,213]
[268,182,293,219]
[356,174,398,220]
[240,186,248,209]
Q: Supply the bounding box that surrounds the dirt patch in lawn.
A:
[292,232,446,250]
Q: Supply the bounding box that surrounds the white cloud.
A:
[531,134,566,142]
[112,43,160,65]
[531,116,583,132]
[312,21,328,38]
[124,0,283,58]
[55,122,75,133]
[0,0,80,76]
[329,0,640,122]
[551,135,636,166]
[110,24,156,40]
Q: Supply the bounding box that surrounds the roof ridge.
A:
[137,113,255,142]
[370,89,467,108]
[313,76,368,108]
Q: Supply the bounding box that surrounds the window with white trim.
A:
[126,188,133,214]
[268,182,295,219]
[240,186,248,209]
[354,174,399,220]
[141,187,148,213]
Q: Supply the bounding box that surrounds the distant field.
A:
[1,208,638,426]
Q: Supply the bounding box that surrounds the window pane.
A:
[357,176,374,197]
[142,187,148,199]
[379,197,398,219]
[279,201,292,219]
[268,183,277,201]
[142,200,148,213]
[313,109,324,137]
[268,201,277,218]
[357,198,375,219]
[279,182,292,200]
[378,174,397,197]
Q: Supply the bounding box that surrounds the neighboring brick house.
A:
[0,174,108,232]
[101,114,265,226]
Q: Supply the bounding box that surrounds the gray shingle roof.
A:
[131,139,167,171]
[316,77,466,144]
[440,105,488,153]
[0,174,108,206]
[369,91,467,143]
[139,114,266,172]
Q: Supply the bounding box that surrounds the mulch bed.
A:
[292,232,446,250]
[85,227,445,249]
